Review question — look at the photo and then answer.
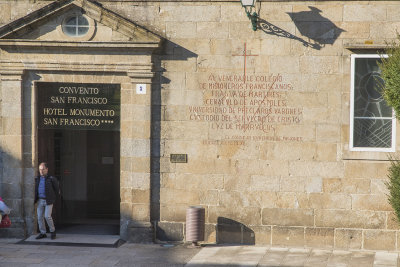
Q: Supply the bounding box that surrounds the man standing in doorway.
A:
[34,162,59,240]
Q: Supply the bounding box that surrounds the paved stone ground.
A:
[1,238,400,266]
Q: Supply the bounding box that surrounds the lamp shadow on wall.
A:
[217,217,255,245]
[258,6,345,50]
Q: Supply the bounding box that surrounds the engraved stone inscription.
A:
[189,73,303,142]
[37,82,120,131]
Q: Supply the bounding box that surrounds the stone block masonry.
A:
[1,0,400,251]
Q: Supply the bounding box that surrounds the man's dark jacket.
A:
[34,175,59,205]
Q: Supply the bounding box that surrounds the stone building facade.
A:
[0,0,399,251]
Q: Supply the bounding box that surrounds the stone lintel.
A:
[128,73,155,84]
[127,69,155,84]
[0,61,154,75]
[344,43,387,50]
[0,71,23,80]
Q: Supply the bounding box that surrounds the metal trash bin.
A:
[186,206,205,246]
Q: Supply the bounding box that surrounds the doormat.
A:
[17,234,124,248]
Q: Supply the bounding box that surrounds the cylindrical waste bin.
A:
[186,206,205,246]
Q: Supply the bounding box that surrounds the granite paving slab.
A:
[3,238,400,266]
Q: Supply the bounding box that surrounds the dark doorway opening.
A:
[38,129,120,235]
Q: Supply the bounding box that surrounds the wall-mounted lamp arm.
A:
[246,10,258,31]
[241,0,258,31]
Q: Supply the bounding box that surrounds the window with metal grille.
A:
[350,54,396,152]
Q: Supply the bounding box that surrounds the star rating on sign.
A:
[101,120,114,124]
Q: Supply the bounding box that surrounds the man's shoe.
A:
[51,231,56,240]
[35,233,47,239]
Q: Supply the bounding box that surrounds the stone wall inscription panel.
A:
[188,73,303,143]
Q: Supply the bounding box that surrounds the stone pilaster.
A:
[119,73,154,242]
[0,70,25,237]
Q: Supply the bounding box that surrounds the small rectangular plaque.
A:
[102,157,114,165]
[170,154,188,163]
[136,84,146,94]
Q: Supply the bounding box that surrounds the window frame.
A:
[62,14,90,38]
[349,54,396,152]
